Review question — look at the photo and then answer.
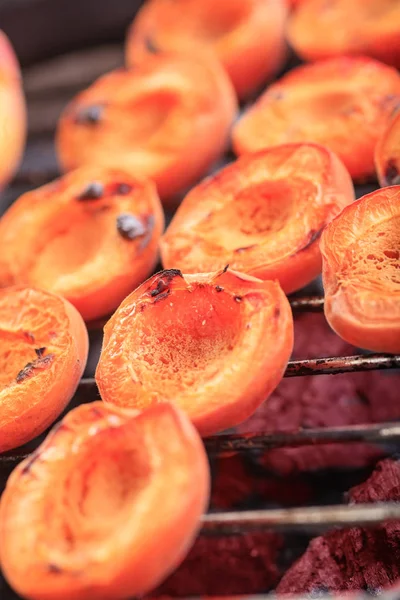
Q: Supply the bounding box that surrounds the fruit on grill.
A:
[125,0,288,101]
[0,30,26,190]
[56,53,237,205]
[161,143,355,294]
[0,166,164,321]
[96,267,293,437]
[375,110,400,187]
[0,287,88,453]
[232,56,400,182]
[0,402,209,600]
[277,458,400,594]
[321,185,400,353]
[287,0,400,68]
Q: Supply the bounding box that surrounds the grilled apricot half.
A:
[0,166,164,321]
[321,186,400,353]
[57,53,237,205]
[375,111,400,187]
[233,57,400,182]
[96,268,293,436]
[288,0,400,68]
[0,30,26,190]
[0,401,209,600]
[126,0,288,101]
[161,144,355,294]
[0,287,88,453]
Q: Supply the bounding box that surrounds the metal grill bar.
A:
[201,503,400,534]
[205,422,400,454]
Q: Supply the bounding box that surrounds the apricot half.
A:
[375,111,400,187]
[0,166,164,321]
[233,56,400,182]
[321,186,400,353]
[0,287,88,453]
[56,53,237,205]
[0,30,26,190]
[96,268,294,436]
[0,401,209,600]
[288,0,400,68]
[161,144,355,294]
[126,0,288,101]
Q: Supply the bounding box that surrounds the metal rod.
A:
[204,422,400,454]
[201,503,400,534]
[289,296,324,312]
[285,353,400,377]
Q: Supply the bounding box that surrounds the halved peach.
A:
[126,0,288,101]
[161,143,355,294]
[288,0,400,68]
[0,30,26,189]
[0,166,164,321]
[233,56,400,181]
[321,185,400,353]
[96,268,294,436]
[56,53,237,205]
[0,402,209,600]
[375,110,400,187]
[0,286,88,453]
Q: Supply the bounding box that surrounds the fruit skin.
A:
[0,166,165,322]
[96,268,294,437]
[0,286,88,453]
[0,30,26,190]
[126,0,288,101]
[321,185,400,353]
[56,53,237,205]
[287,0,400,69]
[375,110,400,187]
[0,401,210,600]
[232,56,400,182]
[161,143,355,294]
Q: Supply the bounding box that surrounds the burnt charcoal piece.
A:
[277,459,400,594]
[116,213,146,240]
[75,104,104,125]
[77,181,104,201]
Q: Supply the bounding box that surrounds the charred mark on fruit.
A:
[297,228,323,253]
[215,285,224,292]
[48,564,63,574]
[145,36,160,54]
[116,183,133,195]
[274,307,281,319]
[16,354,55,383]
[117,213,147,240]
[223,264,229,273]
[35,347,46,358]
[384,159,400,186]
[78,181,104,201]
[23,331,35,343]
[148,269,183,301]
[234,295,243,303]
[75,104,104,125]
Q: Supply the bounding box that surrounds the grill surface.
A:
[1,5,400,599]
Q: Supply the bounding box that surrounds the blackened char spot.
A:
[222,264,229,273]
[234,295,242,303]
[117,213,146,240]
[75,104,104,125]
[384,159,400,186]
[35,347,46,358]
[297,228,323,253]
[274,307,281,319]
[145,37,160,54]
[215,285,224,292]
[48,564,63,574]
[153,290,171,303]
[16,354,55,384]
[148,269,183,300]
[116,183,133,195]
[78,181,104,200]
